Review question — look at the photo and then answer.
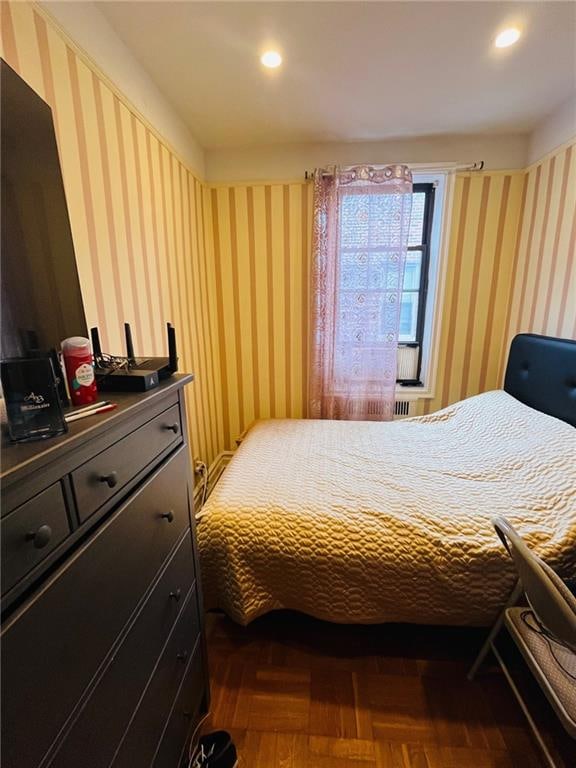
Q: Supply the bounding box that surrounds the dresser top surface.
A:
[1,374,193,485]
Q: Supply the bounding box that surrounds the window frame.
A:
[397,182,436,386]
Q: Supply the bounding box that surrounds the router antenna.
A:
[90,327,102,360]
[124,323,135,361]
[167,323,178,373]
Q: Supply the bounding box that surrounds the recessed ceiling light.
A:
[495,28,521,49]
[261,50,282,69]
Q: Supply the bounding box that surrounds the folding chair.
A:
[468,516,576,766]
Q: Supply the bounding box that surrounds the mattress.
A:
[197,391,576,626]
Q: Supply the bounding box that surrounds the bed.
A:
[197,334,576,626]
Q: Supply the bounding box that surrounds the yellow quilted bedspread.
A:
[197,391,576,626]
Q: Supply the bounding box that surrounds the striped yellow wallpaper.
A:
[209,184,313,450]
[500,140,576,378]
[422,171,526,414]
[207,160,573,441]
[2,1,574,467]
[209,160,572,434]
[210,174,526,436]
[1,1,223,469]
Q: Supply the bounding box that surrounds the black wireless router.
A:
[122,322,178,379]
[91,322,179,393]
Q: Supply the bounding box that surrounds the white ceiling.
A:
[97,1,576,150]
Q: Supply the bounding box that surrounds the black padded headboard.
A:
[504,334,576,427]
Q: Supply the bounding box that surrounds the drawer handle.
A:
[99,472,118,489]
[161,510,175,523]
[165,423,179,434]
[176,651,188,663]
[26,524,52,549]
[169,589,182,602]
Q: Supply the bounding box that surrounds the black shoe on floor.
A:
[190,730,237,768]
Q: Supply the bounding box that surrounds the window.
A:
[335,188,414,388]
[328,173,444,403]
[333,181,439,388]
[397,183,435,384]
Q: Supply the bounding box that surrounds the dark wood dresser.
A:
[1,375,209,768]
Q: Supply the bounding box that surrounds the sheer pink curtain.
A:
[309,164,413,421]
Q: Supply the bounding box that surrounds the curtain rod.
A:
[304,161,485,181]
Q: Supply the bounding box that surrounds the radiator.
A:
[342,399,416,420]
[193,451,233,509]
[394,400,416,419]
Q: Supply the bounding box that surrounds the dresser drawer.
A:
[111,595,202,768]
[72,403,182,522]
[1,448,190,768]
[47,531,196,767]
[152,644,205,768]
[1,483,70,595]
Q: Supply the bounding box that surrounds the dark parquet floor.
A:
[202,611,547,768]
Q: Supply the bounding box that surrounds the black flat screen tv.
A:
[1,58,87,361]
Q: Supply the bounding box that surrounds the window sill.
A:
[395,385,434,400]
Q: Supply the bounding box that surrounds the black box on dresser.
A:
[1,375,209,768]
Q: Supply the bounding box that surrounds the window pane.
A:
[408,192,426,247]
[398,292,419,342]
[403,251,421,291]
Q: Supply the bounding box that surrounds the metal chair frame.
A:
[468,517,576,768]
